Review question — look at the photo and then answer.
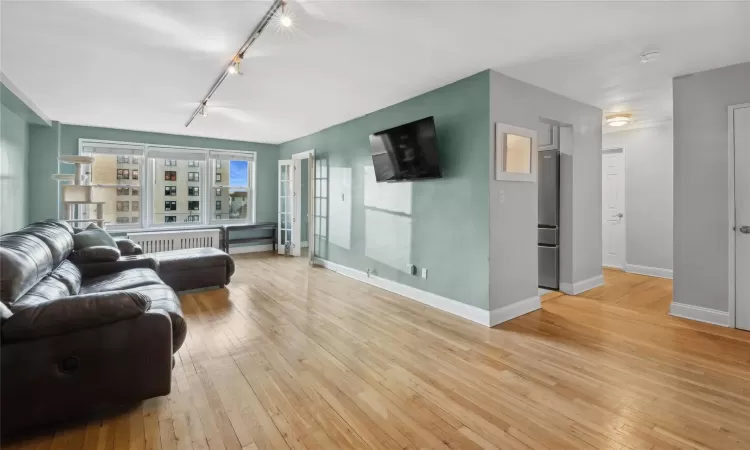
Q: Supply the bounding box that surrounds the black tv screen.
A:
[369,116,442,182]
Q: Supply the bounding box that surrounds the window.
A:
[79,140,255,229]
[80,144,143,229]
[211,155,253,223]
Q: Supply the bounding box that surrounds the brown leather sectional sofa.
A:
[0,220,234,437]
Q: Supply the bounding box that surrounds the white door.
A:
[734,106,750,331]
[291,159,302,257]
[602,151,625,268]
[278,160,293,255]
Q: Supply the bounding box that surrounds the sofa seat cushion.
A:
[80,268,163,295]
[127,284,187,351]
[13,276,71,311]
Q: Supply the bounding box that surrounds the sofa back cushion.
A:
[49,260,82,295]
[0,234,53,305]
[23,222,75,267]
[73,224,117,250]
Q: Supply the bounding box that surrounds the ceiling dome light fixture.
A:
[605,113,632,127]
[640,50,660,64]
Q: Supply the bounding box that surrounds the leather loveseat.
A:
[0,220,186,437]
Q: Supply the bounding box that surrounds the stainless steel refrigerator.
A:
[538,150,560,289]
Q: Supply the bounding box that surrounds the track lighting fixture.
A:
[228,55,243,75]
[185,0,287,128]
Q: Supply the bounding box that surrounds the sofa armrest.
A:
[1,291,149,343]
[114,238,143,256]
[75,255,159,278]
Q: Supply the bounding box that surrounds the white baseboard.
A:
[229,244,274,255]
[315,258,492,326]
[669,302,729,327]
[559,274,605,295]
[625,264,673,279]
[489,296,541,327]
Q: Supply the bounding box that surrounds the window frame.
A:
[78,139,256,231]
[209,152,255,225]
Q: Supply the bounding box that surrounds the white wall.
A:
[603,123,674,273]
[673,62,750,313]
[489,70,603,310]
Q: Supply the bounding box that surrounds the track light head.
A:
[200,103,208,117]
[280,14,292,27]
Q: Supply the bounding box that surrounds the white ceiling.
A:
[2,1,749,143]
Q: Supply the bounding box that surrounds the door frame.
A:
[728,103,750,328]
[601,147,627,270]
[291,149,315,264]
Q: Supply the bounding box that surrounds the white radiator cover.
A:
[127,229,221,253]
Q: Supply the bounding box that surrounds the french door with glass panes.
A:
[278,160,299,256]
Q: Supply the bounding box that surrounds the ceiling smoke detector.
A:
[605,113,632,127]
[640,50,660,63]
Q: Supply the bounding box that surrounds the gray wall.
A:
[0,104,30,233]
[603,123,674,271]
[674,62,750,312]
[489,70,602,309]
[280,71,491,309]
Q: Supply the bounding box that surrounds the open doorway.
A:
[278,150,315,264]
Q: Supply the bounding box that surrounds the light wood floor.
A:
[7,256,750,450]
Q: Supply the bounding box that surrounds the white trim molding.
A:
[315,258,494,326]
[489,296,541,327]
[625,264,673,279]
[559,274,605,295]
[228,244,274,255]
[669,302,729,327]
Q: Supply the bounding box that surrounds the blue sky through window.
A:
[229,160,248,186]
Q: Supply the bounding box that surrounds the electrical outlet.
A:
[421,268,428,279]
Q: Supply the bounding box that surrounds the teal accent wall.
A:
[28,124,280,223]
[0,104,30,233]
[28,122,60,223]
[280,71,491,309]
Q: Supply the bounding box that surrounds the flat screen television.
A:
[369,116,442,182]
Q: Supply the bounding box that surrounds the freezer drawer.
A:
[538,245,559,290]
